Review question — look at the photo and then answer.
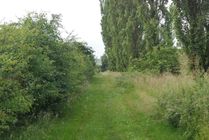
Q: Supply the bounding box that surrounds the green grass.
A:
[4,72,186,140]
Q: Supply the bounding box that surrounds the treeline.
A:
[100,0,209,73]
[0,13,95,134]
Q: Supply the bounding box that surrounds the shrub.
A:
[0,80,32,134]
[0,13,95,134]
[131,47,180,74]
[157,78,209,139]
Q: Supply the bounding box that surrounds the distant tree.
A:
[101,54,108,72]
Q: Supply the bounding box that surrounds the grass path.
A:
[7,73,185,140]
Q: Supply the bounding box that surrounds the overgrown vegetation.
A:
[1,0,209,139]
[131,47,180,74]
[0,13,95,135]
[4,73,186,140]
[158,77,209,139]
[100,1,209,138]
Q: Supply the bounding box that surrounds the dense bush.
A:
[157,78,209,139]
[131,47,180,74]
[0,13,95,134]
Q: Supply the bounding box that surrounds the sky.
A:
[0,0,105,58]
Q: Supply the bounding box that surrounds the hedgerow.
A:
[0,13,95,134]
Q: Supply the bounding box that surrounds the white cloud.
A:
[0,0,105,57]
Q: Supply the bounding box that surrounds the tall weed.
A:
[157,77,209,139]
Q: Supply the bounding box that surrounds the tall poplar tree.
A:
[100,0,142,71]
[172,0,209,72]
[139,0,173,50]
[100,0,173,72]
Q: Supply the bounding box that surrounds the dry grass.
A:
[119,72,196,115]
[132,73,195,95]
[101,71,122,77]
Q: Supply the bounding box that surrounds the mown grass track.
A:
[5,72,186,140]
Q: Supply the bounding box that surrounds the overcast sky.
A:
[0,0,105,58]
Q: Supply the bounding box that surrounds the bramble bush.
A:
[0,13,95,134]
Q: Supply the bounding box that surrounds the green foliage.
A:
[100,0,142,71]
[131,47,180,74]
[172,1,209,72]
[0,81,32,133]
[157,78,209,139]
[0,13,95,134]
[101,54,108,72]
[100,0,176,72]
[5,73,185,140]
[101,0,209,74]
